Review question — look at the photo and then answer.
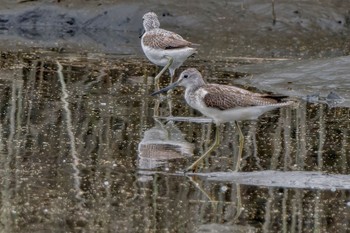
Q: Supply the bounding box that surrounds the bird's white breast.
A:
[186,88,213,115]
[141,37,168,66]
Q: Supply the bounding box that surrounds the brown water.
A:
[0,51,349,232]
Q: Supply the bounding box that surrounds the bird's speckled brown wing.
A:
[202,84,280,110]
[142,28,193,49]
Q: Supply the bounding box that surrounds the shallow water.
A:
[0,51,349,232]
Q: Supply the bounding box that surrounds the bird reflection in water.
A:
[138,118,193,170]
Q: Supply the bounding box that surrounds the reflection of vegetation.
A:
[0,52,349,232]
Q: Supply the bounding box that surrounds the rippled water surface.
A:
[0,51,349,232]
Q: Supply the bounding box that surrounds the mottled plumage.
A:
[141,12,197,80]
[202,84,280,110]
[142,29,193,50]
[152,68,294,172]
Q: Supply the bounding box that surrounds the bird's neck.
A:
[185,84,204,98]
[145,27,157,32]
[144,22,160,32]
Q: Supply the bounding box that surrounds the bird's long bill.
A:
[151,81,180,96]
[139,30,145,38]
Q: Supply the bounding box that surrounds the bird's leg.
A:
[166,71,176,116]
[164,56,174,115]
[186,123,221,172]
[154,66,167,91]
[153,57,173,116]
[234,121,244,172]
[154,56,173,90]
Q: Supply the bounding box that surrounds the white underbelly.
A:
[141,43,196,68]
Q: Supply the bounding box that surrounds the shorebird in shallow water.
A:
[152,68,293,172]
[140,12,198,89]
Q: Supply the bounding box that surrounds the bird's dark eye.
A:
[183,75,188,78]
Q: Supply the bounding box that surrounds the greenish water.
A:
[0,51,349,232]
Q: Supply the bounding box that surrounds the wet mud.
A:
[0,1,350,232]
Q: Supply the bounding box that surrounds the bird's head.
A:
[151,68,205,96]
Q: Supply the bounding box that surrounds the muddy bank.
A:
[0,23,349,233]
[199,171,350,190]
[229,56,350,107]
[0,0,349,58]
